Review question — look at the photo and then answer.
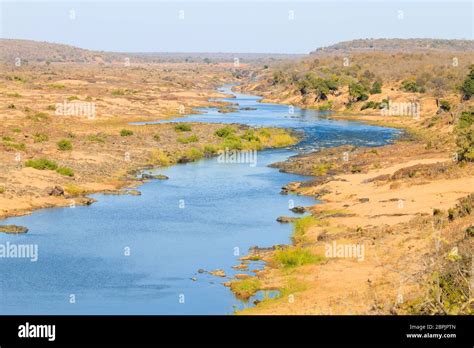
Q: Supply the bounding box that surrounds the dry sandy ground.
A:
[238,154,473,314]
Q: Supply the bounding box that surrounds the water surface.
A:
[0,87,400,314]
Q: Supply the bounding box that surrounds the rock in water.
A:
[290,206,306,214]
[276,216,297,223]
[0,225,28,234]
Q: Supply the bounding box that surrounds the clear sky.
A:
[0,0,472,53]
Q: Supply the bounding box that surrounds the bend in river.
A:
[0,86,400,314]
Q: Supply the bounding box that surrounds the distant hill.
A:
[0,39,302,64]
[311,38,474,54]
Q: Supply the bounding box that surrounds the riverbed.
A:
[0,87,400,314]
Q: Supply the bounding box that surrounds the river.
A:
[0,86,399,314]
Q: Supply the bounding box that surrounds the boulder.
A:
[45,185,64,196]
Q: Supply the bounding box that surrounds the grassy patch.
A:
[174,123,192,132]
[86,133,107,143]
[25,158,58,170]
[230,277,261,299]
[177,135,199,144]
[149,149,172,166]
[274,247,324,268]
[56,167,74,177]
[292,216,317,244]
[120,129,134,137]
[57,139,73,151]
[33,133,49,143]
[64,184,87,196]
[0,186,5,194]
[312,162,332,176]
[184,148,204,161]
[27,112,49,122]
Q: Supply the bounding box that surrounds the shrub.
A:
[455,111,474,161]
[221,136,243,150]
[274,247,323,268]
[0,186,5,194]
[318,101,333,111]
[33,133,49,143]
[203,145,218,156]
[120,129,134,137]
[348,82,369,102]
[461,64,474,100]
[11,128,21,133]
[149,149,171,166]
[56,167,74,177]
[25,158,58,170]
[439,100,451,112]
[361,101,382,110]
[240,129,260,142]
[215,126,235,138]
[184,148,204,161]
[174,123,192,132]
[177,135,199,144]
[153,134,161,141]
[57,139,73,151]
[370,80,382,94]
[401,79,424,93]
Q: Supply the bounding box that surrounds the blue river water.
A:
[0,86,400,314]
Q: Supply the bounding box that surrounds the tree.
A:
[370,80,382,94]
[456,111,474,161]
[461,64,474,100]
[349,82,369,102]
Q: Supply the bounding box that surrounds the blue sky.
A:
[0,0,472,53]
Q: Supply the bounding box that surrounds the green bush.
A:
[461,64,474,100]
[174,123,192,132]
[240,129,260,142]
[0,186,4,194]
[349,82,369,102]
[120,129,134,137]
[439,100,451,112]
[455,111,474,161]
[56,167,74,177]
[25,158,58,170]
[153,134,161,141]
[215,126,235,138]
[221,136,243,150]
[401,79,425,93]
[57,139,73,151]
[370,80,382,94]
